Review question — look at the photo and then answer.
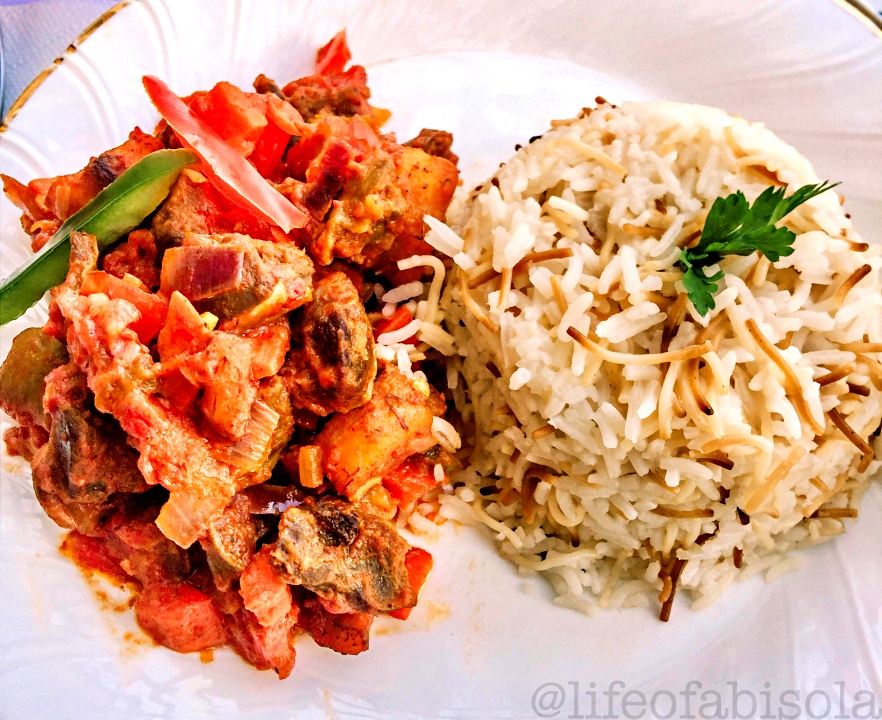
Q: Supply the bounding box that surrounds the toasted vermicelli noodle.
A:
[429,100,882,617]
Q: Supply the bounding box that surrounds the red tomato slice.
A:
[142,75,307,232]
[389,547,433,620]
[315,30,351,75]
[80,270,168,344]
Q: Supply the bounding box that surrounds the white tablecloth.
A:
[0,0,118,114]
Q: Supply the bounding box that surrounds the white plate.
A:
[1,1,881,718]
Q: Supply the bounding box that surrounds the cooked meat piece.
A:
[306,153,396,266]
[0,327,69,429]
[101,229,161,289]
[386,144,459,235]
[316,366,444,497]
[159,233,314,329]
[279,66,373,122]
[87,128,166,189]
[281,271,376,416]
[238,483,305,514]
[39,363,148,501]
[296,595,373,655]
[270,498,416,614]
[151,172,275,250]
[1,128,163,251]
[151,172,216,248]
[253,73,285,100]
[0,175,59,252]
[224,606,298,678]
[199,493,257,591]
[43,225,102,339]
[404,129,459,165]
[135,583,228,653]
[273,135,358,258]
[102,502,192,585]
[54,235,297,547]
[312,145,457,268]
[28,362,148,534]
[295,138,355,220]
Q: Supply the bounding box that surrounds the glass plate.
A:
[1,1,880,718]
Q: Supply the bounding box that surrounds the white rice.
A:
[429,100,882,617]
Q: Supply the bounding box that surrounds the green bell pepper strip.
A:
[0,148,198,326]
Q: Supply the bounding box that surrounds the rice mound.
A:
[430,100,882,616]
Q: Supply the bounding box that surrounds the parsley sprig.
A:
[678,181,840,316]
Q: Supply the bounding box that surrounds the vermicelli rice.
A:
[429,100,882,617]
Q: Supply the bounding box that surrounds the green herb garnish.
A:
[678,181,840,316]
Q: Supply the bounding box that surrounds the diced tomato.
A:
[224,607,297,679]
[60,531,130,585]
[389,547,433,620]
[250,94,306,180]
[373,306,413,339]
[382,453,442,511]
[245,323,291,378]
[285,132,326,180]
[188,82,268,157]
[315,30,351,76]
[250,120,291,179]
[158,369,200,408]
[265,94,304,135]
[239,548,292,628]
[80,271,168,344]
[192,174,277,240]
[156,291,211,361]
[135,583,228,653]
[143,75,307,232]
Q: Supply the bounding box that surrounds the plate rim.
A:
[0,1,881,715]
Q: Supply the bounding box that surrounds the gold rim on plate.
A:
[1,0,881,133]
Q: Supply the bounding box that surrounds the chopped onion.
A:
[156,488,228,549]
[222,400,280,472]
[160,245,245,300]
[298,446,324,489]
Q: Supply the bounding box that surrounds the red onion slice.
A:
[160,245,245,301]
